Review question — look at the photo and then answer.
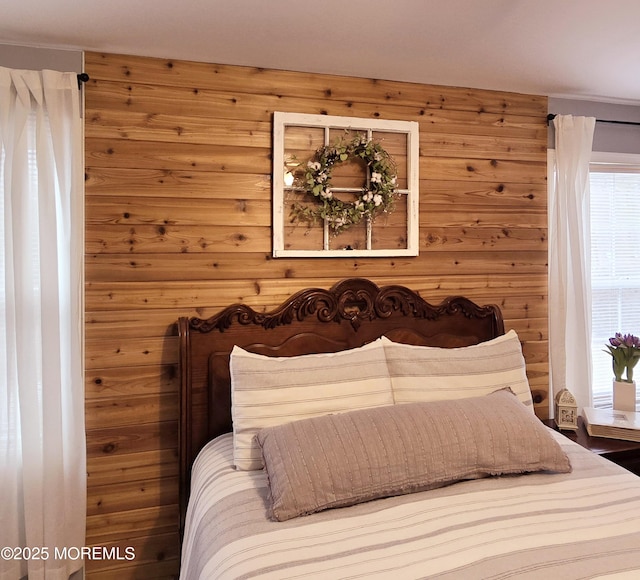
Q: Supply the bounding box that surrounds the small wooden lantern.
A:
[554,388,578,431]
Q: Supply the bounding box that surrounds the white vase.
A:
[613,379,637,412]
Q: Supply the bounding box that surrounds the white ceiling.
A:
[1,0,639,105]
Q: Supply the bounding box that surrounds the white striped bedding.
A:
[180,431,640,579]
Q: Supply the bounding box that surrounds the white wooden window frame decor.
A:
[272,112,419,257]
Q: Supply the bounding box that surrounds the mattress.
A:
[180,430,640,579]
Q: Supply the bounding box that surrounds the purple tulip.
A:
[606,333,640,382]
[609,333,640,348]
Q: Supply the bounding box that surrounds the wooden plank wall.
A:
[83,51,549,579]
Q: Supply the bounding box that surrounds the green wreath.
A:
[292,134,398,235]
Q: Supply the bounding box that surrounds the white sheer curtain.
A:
[548,114,596,412]
[0,67,84,580]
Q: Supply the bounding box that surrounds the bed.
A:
[178,278,640,579]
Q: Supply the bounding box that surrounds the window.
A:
[272,112,420,257]
[590,152,640,407]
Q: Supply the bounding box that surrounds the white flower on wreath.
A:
[308,161,321,171]
[373,194,383,206]
[371,172,382,184]
[321,189,332,199]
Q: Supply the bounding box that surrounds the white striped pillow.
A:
[230,338,393,470]
[382,330,534,411]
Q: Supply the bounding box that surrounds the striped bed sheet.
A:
[180,430,640,580]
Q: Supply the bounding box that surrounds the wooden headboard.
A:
[177,277,504,534]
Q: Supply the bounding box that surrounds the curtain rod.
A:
[77,73,89,89]
[547,113,640,127]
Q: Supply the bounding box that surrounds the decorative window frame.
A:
[272,112,419,257]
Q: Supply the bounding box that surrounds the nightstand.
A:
[545,417,640,476]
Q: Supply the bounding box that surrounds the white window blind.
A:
[590,158,640,407]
